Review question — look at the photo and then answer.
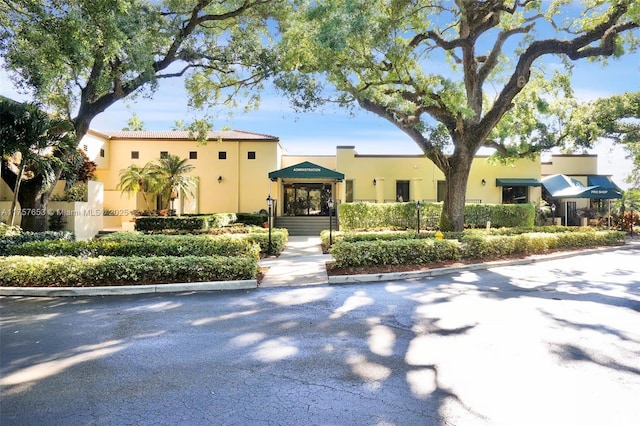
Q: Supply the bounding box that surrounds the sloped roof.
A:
[268,161,344,180]
[542,174,622,199]
[91,129,279,141]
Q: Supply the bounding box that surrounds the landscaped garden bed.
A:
[0,218,287,287]
[325,228,626,272]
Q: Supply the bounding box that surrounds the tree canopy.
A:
[0,96,77,230]
[276,0,640,230]
[1,0,282,140]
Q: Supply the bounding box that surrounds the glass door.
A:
[284,183,332,216]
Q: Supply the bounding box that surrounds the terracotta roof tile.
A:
[98,130,279,141]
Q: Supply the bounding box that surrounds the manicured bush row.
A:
[235,212,268,226]
[321,225,611,248]
[337,202,535,230]
[134,213,237,232]
[7,235,261,260]
[244,230,288,255]
[330,239,462,268]
[100,229,289,256]
[320,229,462,248]
[0,231,74,256]
[0,255,258,287]
[329,230,625,268]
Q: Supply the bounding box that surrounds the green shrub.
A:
[236,212,268,226]
[0,231,74,256]
[8,234,260,260]
[330,238,461,268]
[460,230,625,259]
[134,213,237,232]
[329,229,624,268]
[0,255,258,287]
[0,223,21,237]
[338,202,535,230]
[243,229,288,255]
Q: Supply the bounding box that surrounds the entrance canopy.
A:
[495,178,541,187]
[269,161,344,181]
[541,174,622,199]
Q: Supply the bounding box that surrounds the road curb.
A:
[0,279,257,297]
[328,243,637,285]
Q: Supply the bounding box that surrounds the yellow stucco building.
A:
[2,128,619,233]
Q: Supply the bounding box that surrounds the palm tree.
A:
[1,97,76,230]
[151,155,196,214]
[116,164,158,213]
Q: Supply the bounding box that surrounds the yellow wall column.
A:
[411,178,422,201]
[375,178,385,203]
[338,181,346,204]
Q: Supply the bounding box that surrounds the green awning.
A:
[495,178,541,187]
[587,175,622,192]
[269,161,344,181]
[541,174,622,199]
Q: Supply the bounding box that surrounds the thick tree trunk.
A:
[2,160,57,232]
[9,164,25,226]
[16,177,51,232]
[439,152,474,232]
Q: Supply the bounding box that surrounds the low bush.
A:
[0,223,22,237]
[134,213,237,232]
[330,230,625,268]
[320,229,463,249]
[100,229,289,256]
[338,201,535,230]
[330,238,461,268]
[0,231,74,256]
[7,234,260,260]
[0,255,258,287]
[235,212,268,226]
[243,229,288,255]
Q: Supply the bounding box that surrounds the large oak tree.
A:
[1,0,280,229]
[276,0,639,231]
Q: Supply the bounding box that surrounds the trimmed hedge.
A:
[244,230,288,255]
[330,230,626,268]
[235,212,268,226]
[0,231,74,256]
[134,213,237,232]
[337,202,535,230]
[0,255,258,287]
[330,239,462,268]
[7,234,261,260]
[100,229,289,256]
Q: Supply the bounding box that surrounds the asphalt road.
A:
[2,246,639,426]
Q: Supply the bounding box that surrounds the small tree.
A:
[116,164,159,213]
[151,155,197,213]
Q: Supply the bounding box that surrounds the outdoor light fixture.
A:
[373,178,377,186]
[481,179,486,186]
[218,176,223,183]
[416,200,421,233]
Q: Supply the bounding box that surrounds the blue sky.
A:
[1,48,639,188]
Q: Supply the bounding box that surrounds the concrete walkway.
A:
[259,236,332,287]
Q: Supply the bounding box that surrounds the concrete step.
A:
[275,216,338,236]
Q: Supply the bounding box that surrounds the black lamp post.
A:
[266,195,273,254]
[328,197,334,246]
[416,200,421,234]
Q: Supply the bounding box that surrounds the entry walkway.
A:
[259,236,332,287]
